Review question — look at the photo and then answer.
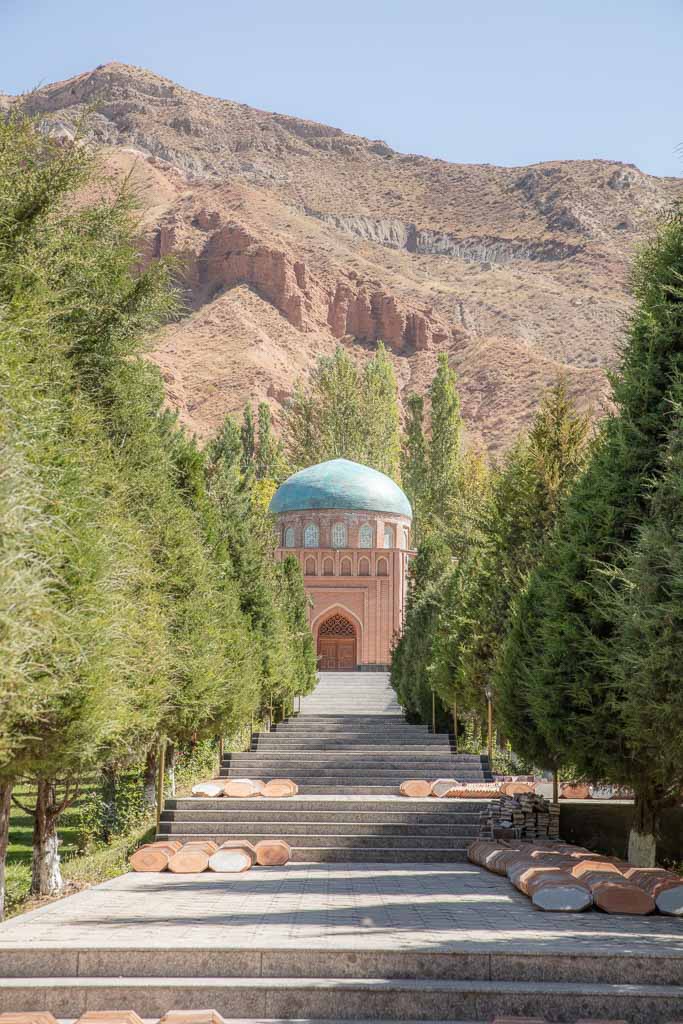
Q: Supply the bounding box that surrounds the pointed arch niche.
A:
[315,608,359,671]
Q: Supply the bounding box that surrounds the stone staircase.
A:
[5,672,682,1022]
[157,671,492,861]
[4,942,683,1021]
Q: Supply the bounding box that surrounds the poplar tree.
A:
[401,393,428,538]
[240,404,256,474]
[284,345,402,478]
[363,342,402,480]
[426,353,463,535]
[256,402,276,480]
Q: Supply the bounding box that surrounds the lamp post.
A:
[156,739,166,834]
[484,684,494,767]
[431,688,436,734]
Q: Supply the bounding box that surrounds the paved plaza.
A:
[1,861,681,957]
[2,669,681,1020]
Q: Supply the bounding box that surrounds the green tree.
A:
[256,402,275,479]
[394,381,589,748]
[255,401,287,482]
[285,347,363,467]
[497,211,683,863]
[0,115,280,908]
[427,353,462,532]
[401,393,428,539]
[362,342,402,479]
[241,403,256,474]
[390,534,452,726]
[603,381,683,861]
[207,416,315,719]
[280,555,318,701]
[0,115,168,906]
[283,344,402,478]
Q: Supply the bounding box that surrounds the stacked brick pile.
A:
[469,838,683,916]
[400,778,504,798]
[477,793,560,841]
[400,776,539,800]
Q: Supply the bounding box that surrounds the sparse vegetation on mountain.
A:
[12,63,674,454]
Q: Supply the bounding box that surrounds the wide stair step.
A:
[157,671,492,861]
[5,943,681,1020]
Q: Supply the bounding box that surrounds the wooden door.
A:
[319,640,337,671]
[337,639,356,670]
[317,613,358,670]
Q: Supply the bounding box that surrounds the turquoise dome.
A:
[269,459,412,518]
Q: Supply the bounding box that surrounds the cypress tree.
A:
[497,211,683,863]
[0,116,279,903]
[605,381,683,860]
[390,534,451,724]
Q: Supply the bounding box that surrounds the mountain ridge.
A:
[9,62,680,452]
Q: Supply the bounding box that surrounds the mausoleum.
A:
[270,458,414,670]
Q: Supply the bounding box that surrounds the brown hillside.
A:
[13,62,681,453]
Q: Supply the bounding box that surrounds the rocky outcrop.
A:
[12,62,677,452]
[305,209,583,263]
[170,213,455,354]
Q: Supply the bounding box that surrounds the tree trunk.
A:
[100,766,118,843]
[143,748,158,813]
[31,779,63,897]
[627,789,659,867]
[166,743,176,797]
[0,780,13,921]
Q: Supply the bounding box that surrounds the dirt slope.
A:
[13,62,680,452]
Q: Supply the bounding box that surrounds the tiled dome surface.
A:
[269,459,412,518]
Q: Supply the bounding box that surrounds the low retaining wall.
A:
[560,801,683,867]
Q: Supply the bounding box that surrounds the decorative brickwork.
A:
[319,614,356,637]
[274,505,413,667]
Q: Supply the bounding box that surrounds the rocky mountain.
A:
[12,63,681,453]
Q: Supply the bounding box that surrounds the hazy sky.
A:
[2,0,681,177]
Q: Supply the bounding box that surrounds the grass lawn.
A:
[7,780,95,867]
[4,778,143,918]
[3,737,231,918]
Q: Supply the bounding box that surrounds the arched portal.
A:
[317,612,357,671]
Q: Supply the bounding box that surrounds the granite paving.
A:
[0,862,681,956]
